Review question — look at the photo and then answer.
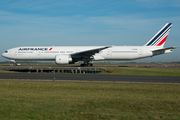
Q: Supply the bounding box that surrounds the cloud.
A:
[136,0,180,8]
[1,10,180,37]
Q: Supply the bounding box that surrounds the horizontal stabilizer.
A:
[152,46,177,52]
[152,46,177,56]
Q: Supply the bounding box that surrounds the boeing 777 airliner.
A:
[2,23,177,66]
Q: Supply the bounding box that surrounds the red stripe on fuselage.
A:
[156,35,168,46]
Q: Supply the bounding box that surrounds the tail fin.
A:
[144,23,172,47]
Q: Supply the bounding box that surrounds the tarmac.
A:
[0,73,180,85]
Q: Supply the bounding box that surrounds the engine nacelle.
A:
[55,55,72,64]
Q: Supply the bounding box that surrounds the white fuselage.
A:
[2,46,166,61]
[2,23,176,65]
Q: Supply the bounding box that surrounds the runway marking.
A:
[0,79,180,85]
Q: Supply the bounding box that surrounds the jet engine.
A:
[55,55,72,64]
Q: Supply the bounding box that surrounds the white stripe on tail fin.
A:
[144,23,172,47]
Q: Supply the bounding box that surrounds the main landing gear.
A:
[80,62,93,67]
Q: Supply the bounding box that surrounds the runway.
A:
[0,73,180,84]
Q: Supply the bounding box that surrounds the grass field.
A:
[0,81,180,119]
[99,67,180,76]
[0,70,19,73]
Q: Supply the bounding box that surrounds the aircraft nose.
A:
[2,53,6,58]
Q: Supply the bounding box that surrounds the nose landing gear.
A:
[10,60,17,66]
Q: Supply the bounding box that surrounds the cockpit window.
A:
[5,51,8,53]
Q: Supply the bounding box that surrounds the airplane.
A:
[2,23,177,66]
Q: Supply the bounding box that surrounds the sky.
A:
[0,0,180,62]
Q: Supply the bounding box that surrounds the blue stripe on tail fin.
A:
[144,23,172,47]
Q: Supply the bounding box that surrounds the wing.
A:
[71,46,111,59]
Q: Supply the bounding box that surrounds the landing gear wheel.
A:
[80,64,85,67]
[80,63,93,67]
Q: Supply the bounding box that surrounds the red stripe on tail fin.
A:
[49,48,53,51]
[156,35,168,46]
